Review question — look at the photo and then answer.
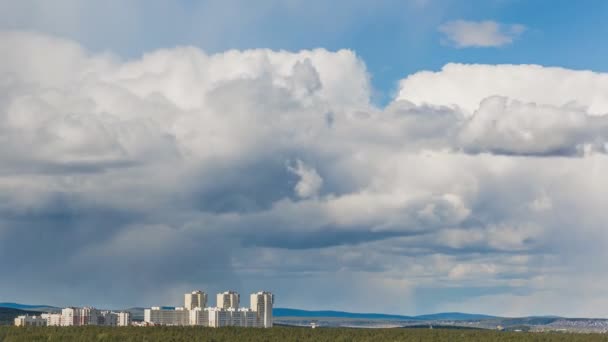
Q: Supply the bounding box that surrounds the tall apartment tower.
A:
[216,291,240,309]
[117,312,131,326]
[185,290,208,309]
[250,291,274,328]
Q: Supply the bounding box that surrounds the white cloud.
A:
[3,31,608,316]
[287,159,323,198]
[459,96,608,156]
[528,192,552,212]
[448,263,497,280]
[438,20,526,48]
[397,63,608,115]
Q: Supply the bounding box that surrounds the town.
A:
[14,290,273,328]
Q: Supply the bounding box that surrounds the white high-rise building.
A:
[250,291,274,328]
[145,289,273,328]
[185,290,207,309]
[60,307,78,326]
[144,307,189,326]
[216,291,239,309]
[117,312,131,326]
[61,307,100,326]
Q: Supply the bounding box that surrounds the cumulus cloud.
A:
[287,160,324,198]
[2,31,608,316]
[397,63,608,115]
[438,20,526,48]
[459,96,608,156]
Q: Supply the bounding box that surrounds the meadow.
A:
[1,326,608,342]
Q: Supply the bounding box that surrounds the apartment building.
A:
[145,290,273,328]
[14,315,46,327]
[144,307,190,326]
[117,312,131,327]
[28,309,127,327]
[251,291,274,328]
[189,307,209,326]
[41,313,62,326]
[185,290,207,310]
[61,307,99,326]
[216,291,240,309]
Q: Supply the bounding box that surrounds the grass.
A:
[1,326,608,342]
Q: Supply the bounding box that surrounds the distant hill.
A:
[403,324,485,330]
[500,316,561,326]
[273,308,500,321]
[0,308,44,325]
[273,308,415,320]
[414,312,499,321]
[0,303,58,311]
[0,303,564,325]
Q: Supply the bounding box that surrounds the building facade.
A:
[250,291,274,328]
[61,307,99,326]
[189,307,209,326]
[16,308,124,327]
[14,315,46,327]
[117,312,131,327]
[41,313,62,326]
[207,307,232,327]
[99,311,118,326]
[216,291,240,309]
[144,307,190,326]
[236,308,258,327]
[185,290,207,310]
[58,307,122,326]
[145,290,273,328]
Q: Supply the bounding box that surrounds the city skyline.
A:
[145,290,274,327]
[1,0,608,318]
[13,289,274,328]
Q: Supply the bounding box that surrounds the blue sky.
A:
[2,0,608,317]
[3,0,608,104]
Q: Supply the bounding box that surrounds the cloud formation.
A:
[397,63,608,115]
[287,160,324,199]
[459,96,608,156]
[2,31,608,316]
[438,20,525,48]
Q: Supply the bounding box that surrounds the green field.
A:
[1,326,608,342]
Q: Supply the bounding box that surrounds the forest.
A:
[1,326,608,342]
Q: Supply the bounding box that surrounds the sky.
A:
[1,0,608,317]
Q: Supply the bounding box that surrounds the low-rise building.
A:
[99,311,118,326]
[144,307,189,326]
[185,306,256,327]
[35,308,121,327]
[189,307,209,326]
[41,313,62,326]
[207,307,233,327]
[236,308,258,327]
[14,315,46,327]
